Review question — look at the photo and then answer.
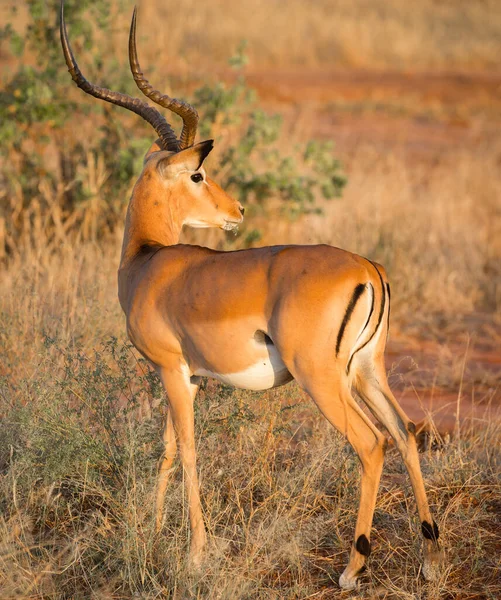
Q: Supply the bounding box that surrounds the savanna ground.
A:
[1,0,500,597]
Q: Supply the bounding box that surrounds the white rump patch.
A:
[345,282,375,365]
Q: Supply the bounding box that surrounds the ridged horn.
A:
[129,6,199,150]
[60,0,179,152]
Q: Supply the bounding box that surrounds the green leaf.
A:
[9,31,24,56]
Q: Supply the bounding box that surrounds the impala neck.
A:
[119,179,182,269]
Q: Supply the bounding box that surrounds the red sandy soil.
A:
[242,69,501,434]
[386,327,501,436]
[246,69,501,107]
[243,68,501,157]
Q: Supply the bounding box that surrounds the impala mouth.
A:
[222,220,240,232]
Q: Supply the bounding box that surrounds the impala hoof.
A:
[339,569,359,591]
[188,547,206,572]
[189,555,202,570]
[422,550,443,582]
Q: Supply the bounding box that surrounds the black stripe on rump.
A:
[386,282,391,332]
[346,260,386,373]
[336,283,366,356]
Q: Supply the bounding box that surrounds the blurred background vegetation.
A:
[0,0,346,256]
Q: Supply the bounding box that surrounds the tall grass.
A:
[1,335,500,597]
[76,0,501,72]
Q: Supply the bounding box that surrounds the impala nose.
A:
[239,206,245,216]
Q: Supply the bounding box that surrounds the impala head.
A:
[59,1,244,236]
[140,140,244,232]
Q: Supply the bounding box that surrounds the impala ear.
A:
[157,140,214,178]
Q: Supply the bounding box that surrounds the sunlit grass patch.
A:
[0,338,499,598]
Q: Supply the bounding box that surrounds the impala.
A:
[60,2,441,589]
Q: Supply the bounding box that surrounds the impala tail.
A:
[335,261,389,376]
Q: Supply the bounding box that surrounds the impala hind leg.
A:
[292,369,387,590]
[354,359,442,580]
[157,367,205,566]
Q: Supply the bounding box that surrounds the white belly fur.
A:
[194,343,292,391]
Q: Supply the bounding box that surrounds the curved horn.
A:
[129,6,199,150]
[60,0,179,152]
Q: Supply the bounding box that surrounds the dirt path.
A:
[385,315,501,435]
[246,69,501,109]
[386,338,501,435]
[242,68,501,157]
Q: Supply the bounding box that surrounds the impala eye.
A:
[191,173,203,183]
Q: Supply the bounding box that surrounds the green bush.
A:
[0,0,346,255]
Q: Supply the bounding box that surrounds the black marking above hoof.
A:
[421,520,440,541]
[355,534,371,557]
[355,564,367,576]
[407,421,416,435]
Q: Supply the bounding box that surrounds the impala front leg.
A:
[155,408,177,532]
[158,364,206,567]
[156,376,200,533]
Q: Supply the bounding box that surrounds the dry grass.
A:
[3,0,500,73]
[114,0,501,73]
[1,138,500,596]
[1,340,500,597]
